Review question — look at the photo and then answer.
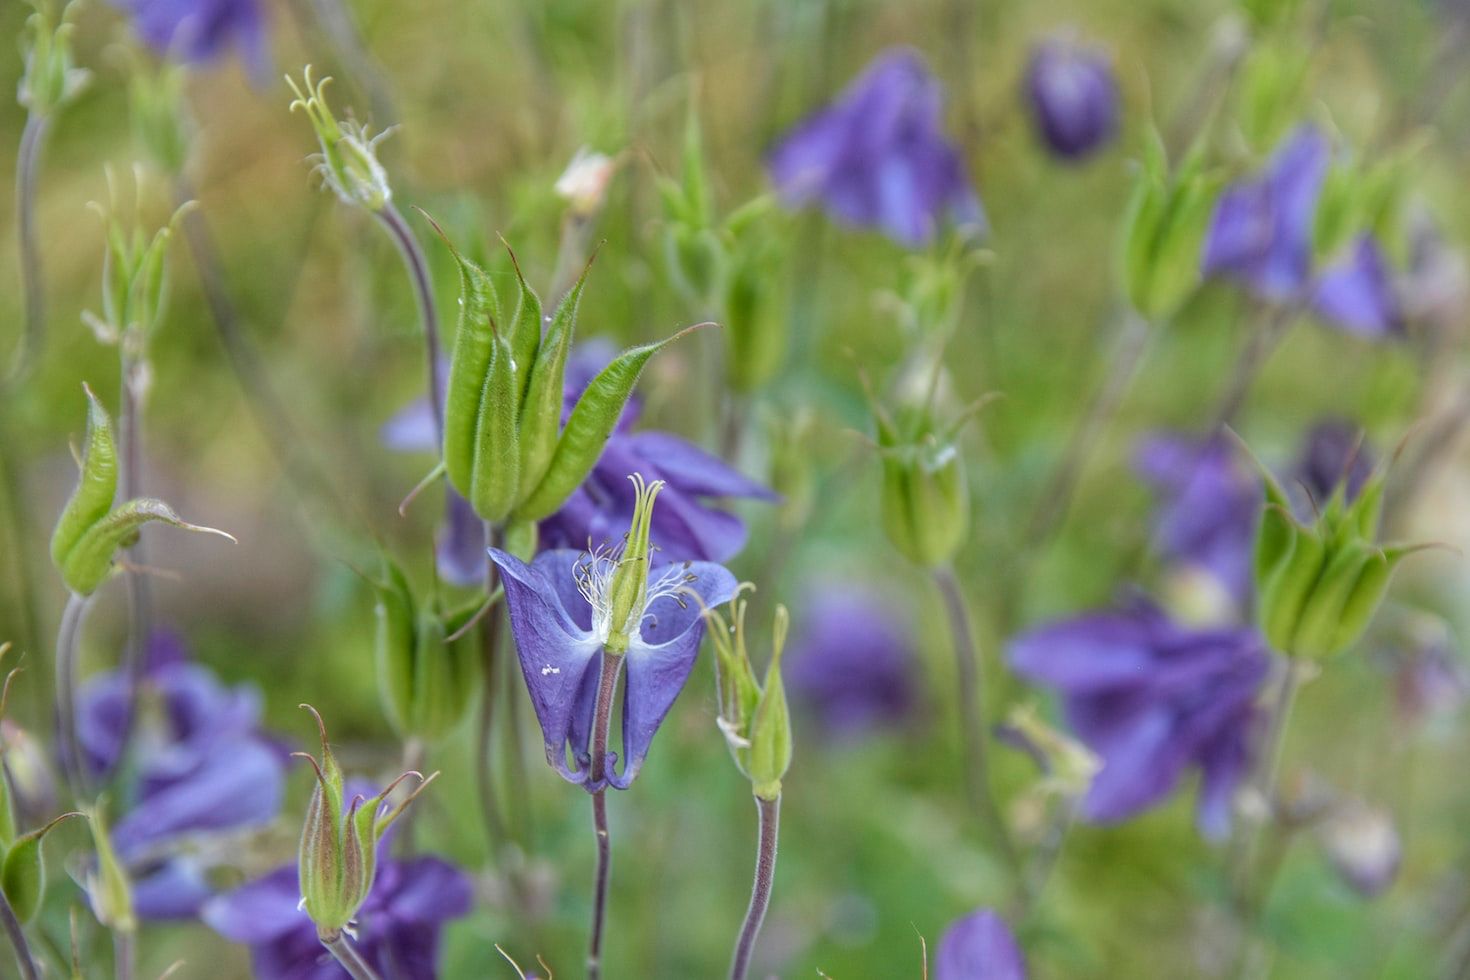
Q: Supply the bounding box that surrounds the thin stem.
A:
[373,203,444,445]
[476,522,508,855]
[112,930,133,980]
[54,592,92,798]
[319,927,382,980]
[116,355,153,780]
[1026,308,1152,545]
[933,566,1019,877]
[11,112,50,383]
[393,737,426,857]
[587,649,625,980]
[1208,304,1296,434]
[729,795,781,980]
[0,884,39,980]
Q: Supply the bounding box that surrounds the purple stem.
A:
[54,591,92,799]
[728,794,780,980]
[10,113,49,382]
[319,927,381,980]
[587,649,625,980]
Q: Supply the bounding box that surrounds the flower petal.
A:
[935,907,1027,980]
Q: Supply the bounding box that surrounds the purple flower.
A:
[1024,36,1118,161]
[784,584,920,739]
[1294,418,1372,505]
[488,546,737,790]
[1136,434,1261,607]
[76,630,287,919]
[386,344,775,568]
[766,48,986,247]
[935,908,1027,980]
[112,0,268,70]
[203,826,471,979]
[1317,800,1401,899]
[1202,126,1401,337]
[1008,600,1269,838]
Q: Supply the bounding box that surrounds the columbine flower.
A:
[766,48,986,247]
[385,343,775,566]
[203,781,472,980]
[490,475,738,790]
[784,583,920,740]
[76,629,286,919]
[1008,598,1269,839]
[1024,34,1118,162]
[1201,125,1401,337]
[112,0,268,73]
[934,908,1027,980]
[1136,433,1261,611]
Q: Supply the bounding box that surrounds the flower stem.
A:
[10,112,50,383]
[586,649,625,980]
[1208,304,1296,433]
[319,927,382,980]
[54,592,92,798]
[112,930,133,980]
[373,203,444,445]
[933,565,1019,877]
[116,354,153,781]
[476,522,508,855]
[0,883,39,980]
[729,794,780,980]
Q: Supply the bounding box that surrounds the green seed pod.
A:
[373,559,481,743]
[440,238,504,500]
[1326,552,1394,659]
[1290,542,1374,660]
[1119,127,1220,322]
[724,245,784,393]
[745,607,793,802]
[1259,526,1325,655]
[50,385,117,578]
[879,439,969,569]
[517,261,592,498]
[502,245,543,405]
[469,325,521,523]
[704,595,794,800]
[514,324,709,522]
[2,812,80,923]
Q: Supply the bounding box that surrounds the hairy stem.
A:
[933,565,1019,877]
[373,203,444,445]
[319,927,382,980]
[116,355,153,780]
[54,592,92,798]
[587,650,625,980]
[11,112,50,382]
[729,794,781,980]
[0,884,39,980]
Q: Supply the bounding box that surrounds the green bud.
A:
[372,558,481,743]
[1248,441,1420,659]
[872,397,979,569]
[18,0,89,117]
[128,59,192,177]
[514,324,710,522]
[604,476,664,654]
[0,648,21,848]
[3,812,80,923]
[723,200,786,393]
[81,173,190,350]
[83,805,135,935]
[295,706,437,932]
[1120,127,1221,321]
[438,230,505,501]
[51,387,235,596]
[1234,36,1311,153]
[286,67,392,212]
[703,594,794,800]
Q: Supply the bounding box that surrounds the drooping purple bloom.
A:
[767,48,986,247]
[784,584,920,739]
[488,547,737,790]
[1024,36,1118,161]
[1008,599,1269,838]
[76,629,287,919]
[934,908,1027,980]
[384,343,775,569]
[1294,418,1372,505]
[203,815,471,979]
[1136,434,1261,607]
[112,0,268,70]
[1202,125,1401,337]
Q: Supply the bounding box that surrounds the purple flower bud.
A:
[1024,36,1118,161]
[767,48,986,247]
[111,0,269,72]
[1311,237,1402,339]
[784,584,920,740]
[935,907,1027,980]
[1008,599,1269,839]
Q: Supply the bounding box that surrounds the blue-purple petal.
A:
[935,908,1027,980]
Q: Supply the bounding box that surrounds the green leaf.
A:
[50,386,118,576]
[2,812,80,924]
[58,498,234,596]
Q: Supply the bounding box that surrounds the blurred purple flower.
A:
[1024,36,1118,161]
[1294,418,1372,505]
[1136,434,1261,606]
[386,344,775,569]
[1318,800,1401,899]
[767,48,986,247]
[203,812,471,979]
[488,547,737,790]
[1202,125,1401,337]
[934,907,1027,980]
[1008,599,1269,838]
[77,629,286,919]
[112,0,268,70]
[784,584,920,739]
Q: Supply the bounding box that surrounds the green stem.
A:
[0,885,38,980]
[54,592,92,798]
[10,112,50,383]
